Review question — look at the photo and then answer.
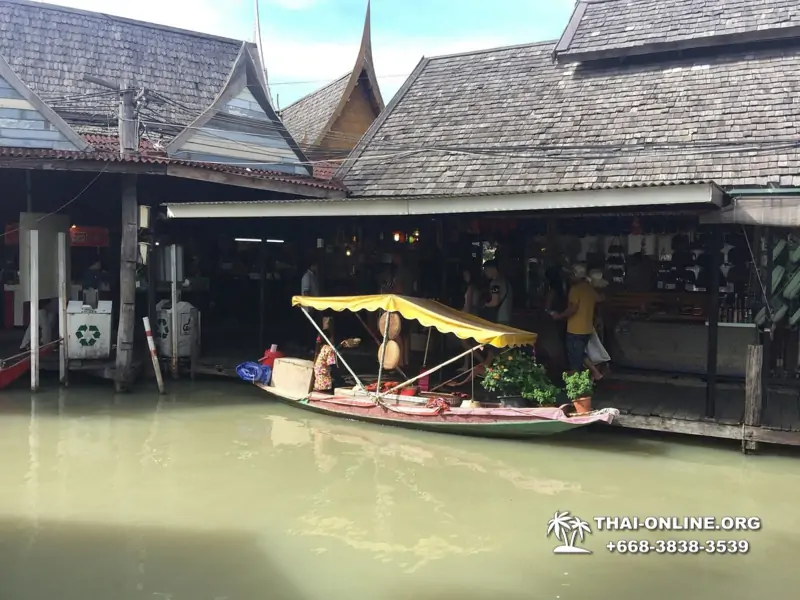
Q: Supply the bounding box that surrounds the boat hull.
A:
[0,344,56,390]
[254,384,617,439]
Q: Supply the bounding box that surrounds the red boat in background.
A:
[0,341,58,389]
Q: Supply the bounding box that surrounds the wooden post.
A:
[170,244,179,380]
[57,231,68,386]
[259,240,266,351]
[25,170,32,211]
[744,344,763,453]
[142,317,165,394]
[119,87,137,156]
[115,174,138,392]
[761,228,773,415]
[705,226,721,418]
[29,229,39,392]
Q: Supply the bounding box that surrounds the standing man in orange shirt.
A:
[550,264,604,379]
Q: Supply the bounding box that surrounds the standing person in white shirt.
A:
[301,261,320,297]
[300,261,320,353]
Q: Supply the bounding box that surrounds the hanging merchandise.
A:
[657,235,673,260]
[773,298,788,324]
[773,238,788,262]
[790,305,800,327]
[783,268,800,300]
[772,265,786,295]
[627,234,644,255]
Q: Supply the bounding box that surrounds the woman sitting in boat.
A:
[312,317,339,394]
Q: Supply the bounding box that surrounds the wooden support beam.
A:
[114,174,138,392]
[29,229,39,392]
[57,232,68,386]
[705,226,722,418]
[170,244,180,380]
[743,344,764,453]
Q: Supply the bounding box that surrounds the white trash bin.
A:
[67,300,113,360]
[155,299,200,358]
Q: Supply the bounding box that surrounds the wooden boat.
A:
[252,294,619,439]
[0,341,57,390]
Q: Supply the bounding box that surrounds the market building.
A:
[0,0,345,391]
[190,0,800,450]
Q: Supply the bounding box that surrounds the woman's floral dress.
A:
[313,345,336,391]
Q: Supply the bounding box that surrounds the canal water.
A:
[0,380,798,600]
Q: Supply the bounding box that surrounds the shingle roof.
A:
[0,0,243,141]
[281,73,349,145]
[0,145,347,192]
[556,0,800,61]
[339,40,800,198]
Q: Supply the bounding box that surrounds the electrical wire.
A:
[0,165,110,239]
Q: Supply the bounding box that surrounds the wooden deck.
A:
[593,375,800,448]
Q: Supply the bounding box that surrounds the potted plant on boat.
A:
[562,370,594,414]
[481,349,559,407]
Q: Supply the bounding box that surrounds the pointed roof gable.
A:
[281,1,384,148]
[166,42,311,175]
[0,52,90,151]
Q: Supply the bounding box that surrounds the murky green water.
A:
[0,380,798,600]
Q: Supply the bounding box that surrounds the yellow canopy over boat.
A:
[292,294,537,348]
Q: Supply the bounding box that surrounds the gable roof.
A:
[0,52,90,151]
[166,42,311,174]
[0,0,244,143]
[280,1,384,150]
[338,39,800,198]
[281,73,350,145]
[555,0,800,62]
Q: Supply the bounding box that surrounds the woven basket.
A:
[377,340,401,370]
[378,311,402,340]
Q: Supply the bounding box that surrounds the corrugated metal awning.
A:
[699,196,800,227]
[165,183,724,218]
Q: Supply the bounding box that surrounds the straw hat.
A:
[571,264,587,280]
[378,311,402,340]
[377,340,401,370]
[589,269,609,288]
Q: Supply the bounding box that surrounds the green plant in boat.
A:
[482,348,559,406]
[562,369,594,401]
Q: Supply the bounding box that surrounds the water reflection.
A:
[0,381,797,599]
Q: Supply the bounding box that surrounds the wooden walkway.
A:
[593,376,800,448]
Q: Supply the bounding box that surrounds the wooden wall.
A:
[320,78,380,152]
[171,87,308,175]
[0,75,80,151]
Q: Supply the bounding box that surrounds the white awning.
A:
[699,196,800,227]
[165,183,724,218]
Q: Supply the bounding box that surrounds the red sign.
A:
[4,224,109,247]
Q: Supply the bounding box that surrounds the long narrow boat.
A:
[0,341,57,390]
[251,294,618,439]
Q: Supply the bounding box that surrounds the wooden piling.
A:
[743,344,763,453]
[115,174,138,392]
[170,244,180,380]
[57,231,68,386]
[29,228,39,392]
[142,317,165,394]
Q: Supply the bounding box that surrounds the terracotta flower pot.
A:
[572,396,592,414]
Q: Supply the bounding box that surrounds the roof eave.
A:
[555,24,800,63]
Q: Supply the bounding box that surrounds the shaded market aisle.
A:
[0,381,797,600]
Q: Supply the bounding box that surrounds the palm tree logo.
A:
[547,511,593,554]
